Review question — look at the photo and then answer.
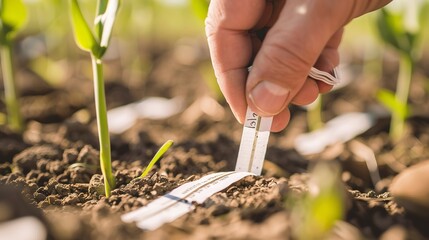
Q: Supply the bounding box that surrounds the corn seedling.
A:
[0,0,27,132]
[69,0,120,197]
[376,1,429,141]
[289,162,345,239]
[139,140,174,179]
[306,95,324,131]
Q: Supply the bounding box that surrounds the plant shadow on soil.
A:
[1,44,429,240]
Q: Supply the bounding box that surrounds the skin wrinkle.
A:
[208,29,251,75]
[250,41,311,90]
[291,78,319,105]
[253,3,273,29]
[215,0,264,30]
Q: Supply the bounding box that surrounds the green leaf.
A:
[376,9,408,52]
[139,140,174,179]
[69,0,98,53]
[376,3,426,56]
[376,89,409,120]
[418,1,429,31]
[0,0,27,41]
[190,0,209,20]
[290,162,344,239]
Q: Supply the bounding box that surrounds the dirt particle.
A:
[93,201,111,217]
[36,159,48,172]
[34,192,47,202]
[13,145,61,174]
[46,178,59,194]
[47,195,61,205]
[36,173,51,186]
[63,193,80,205]
[56,172,70,183]
[72,183,89,192]
[63,148,79,164]
[55,183,71,196]
[77,145,99,166]
[47,161,65,175]
[210,204,230,216]
[89,174,105,196]
[70,167,91,183]
[6,172,23,183]
[0,163,11,175]
[26,169,40,181]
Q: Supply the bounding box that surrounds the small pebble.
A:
[88,174,105,195]
[34,192,47,202]
[389,160,429,218]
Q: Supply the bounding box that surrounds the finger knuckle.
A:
[259,40,312,88]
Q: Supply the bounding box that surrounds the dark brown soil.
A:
[1,43,429,240]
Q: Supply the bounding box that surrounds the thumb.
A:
[246,0,343,116]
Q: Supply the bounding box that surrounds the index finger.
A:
[205,0,267,123]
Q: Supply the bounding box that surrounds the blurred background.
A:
[1,0,429,134]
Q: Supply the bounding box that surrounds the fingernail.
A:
[249,81,289,115]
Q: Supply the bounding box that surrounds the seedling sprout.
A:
[139,140,174,179]
[0,0,27,132]
[69,0,120,197]
[289,162,344,239]
[376,2,429,141]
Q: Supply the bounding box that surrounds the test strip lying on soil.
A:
[121,171,253,230]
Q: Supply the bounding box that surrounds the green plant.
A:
[69,0,120,197]
[289,162,345,239]
[306,95,324,131]
[0,0,27,132]
[376,1,429,141]
[139,140,174,178]
[189,0,209,20]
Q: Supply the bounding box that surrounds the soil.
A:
[1,42,429,240]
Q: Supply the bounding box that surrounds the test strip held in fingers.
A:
[309,67,340,85]
[235,108,273,175]
[235,67,340,175]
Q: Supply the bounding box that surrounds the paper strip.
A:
[235,108,272,175]
[121,171,253,230]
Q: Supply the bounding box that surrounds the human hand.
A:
[205,0,391,132]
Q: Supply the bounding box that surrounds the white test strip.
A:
[235,108,273,175]
[235,67,340,175]
[121,171,253,231]
[309,67,340,85]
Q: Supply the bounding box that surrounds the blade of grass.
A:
[0,0,27,41]
[0,42,22,132]
[139,140,174,179]
[0,0,27,132]
[70,0,98,53]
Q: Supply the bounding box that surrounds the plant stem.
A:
[91,54,115,197]
[390,53,413,141]
[307,95,324,131]
[1,42,23,132]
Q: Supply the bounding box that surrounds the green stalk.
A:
[307,95,324,131]
[91,54,115,197]
[390,53,413,141]
[0,41,23,132]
